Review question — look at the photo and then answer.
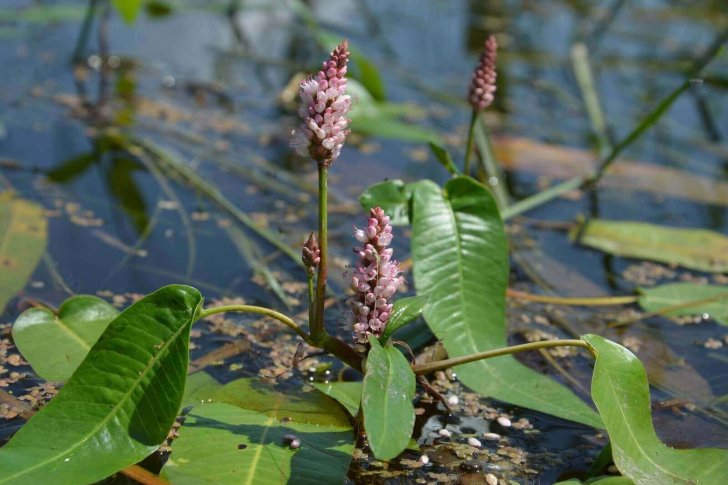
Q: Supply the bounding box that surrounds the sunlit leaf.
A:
[411,177,602,428]
[112,0,143,24]
[359,179,413,226]
[556,477,634,485]
[0,285,203,485]
[638,283,728,326]
[0,192,47,314]
[572,220,728,273]
[583,334,728,485]
[180,371,222,411]
[361,336,416,460]
[312,381,362,417]
[12,295,119,382]
[379,294,429,344]
[163,378,354,485]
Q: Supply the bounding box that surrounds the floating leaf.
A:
[556,478,634,485]
[583,334,728,485]
[638,283,728,325]
[180,371,222,410]
[359,179,413,226]
[411,177,602,428]
[0,193,47,314]
[163,378,354,485]
[494,136,728,208]
[428,142,460,175]
[12,295,119,382]
[573,220,728,273]
[312,381,362,417]
[0,285,203,485]
[112,0,143,23]
[361,336,416,460]
[379,294,430,344]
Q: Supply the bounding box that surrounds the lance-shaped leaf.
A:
[362,336,416,460]
[572,220,728,273]
[379,294,429,344]
[163,378,354,485]
[0,285,203,485]
[359,179,413,226]
[638,283,728,326]
[12,295,119,382]
[583,334,728,485]
[312,381,362,417]
[411,177,602,428]
[0,193,47,313]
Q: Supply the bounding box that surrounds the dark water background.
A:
[1,0,727,483]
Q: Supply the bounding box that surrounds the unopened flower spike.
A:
[293,40,352,167]
[469,34,498,111]
[347,207,404,344]
[302,232,320,275]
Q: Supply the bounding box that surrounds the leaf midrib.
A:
[1,305,197,483]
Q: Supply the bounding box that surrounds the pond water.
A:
[1,0,727,483]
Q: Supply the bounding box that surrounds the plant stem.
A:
[311,164,329,344]
[473,113,509,208]
[463,110,477,175]
[71,0,98,63]
[501,176,584,220]
[322,335,363,372]
[411,339,593,375]
[506,289,637,306]
[198,304,311,344]
[307,273,315,325]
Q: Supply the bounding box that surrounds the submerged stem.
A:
[198,304,311,344]
[311,165,329,344]
[507,289,637,306]
[411,339,594,375]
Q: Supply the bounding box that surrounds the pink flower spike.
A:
[346,207,405,344]
[468,34,498,112]
[293,40,352,167]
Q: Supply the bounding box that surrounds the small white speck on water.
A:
[467,437,482,448]
[497,416,512,427]
[447,395,459,406]
[87,54,101,70]
[419,454,430,465]
[486,472,498,485]
[107,55,121,68]
[162,75,176,88]
[702,313,710,320]
[438,428,452,438]
[482,432,501,441]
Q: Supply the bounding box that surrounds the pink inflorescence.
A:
[347,207,404,344]
[468,34,498,111]
[293,40,352,167]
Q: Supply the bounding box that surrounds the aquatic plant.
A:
[1,36,726,485]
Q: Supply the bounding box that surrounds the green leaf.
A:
[312,381,362,417]
[164,403,353,485]
[573,220,728,273]
[411,177,602,428]
[163,378,354,485]
[556,478,634,485]
[428,142,460,175]
[361,336,416,460]
[0,285,203,485]
[0,192,47,314]
[180,371,222,411]
[112,0,143,24]
[379,294,430,344]
[351,115,442,144]
[359,179,413,226]
[638,283,728,325]
[12,295,119,382]
[583,334,728,485]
